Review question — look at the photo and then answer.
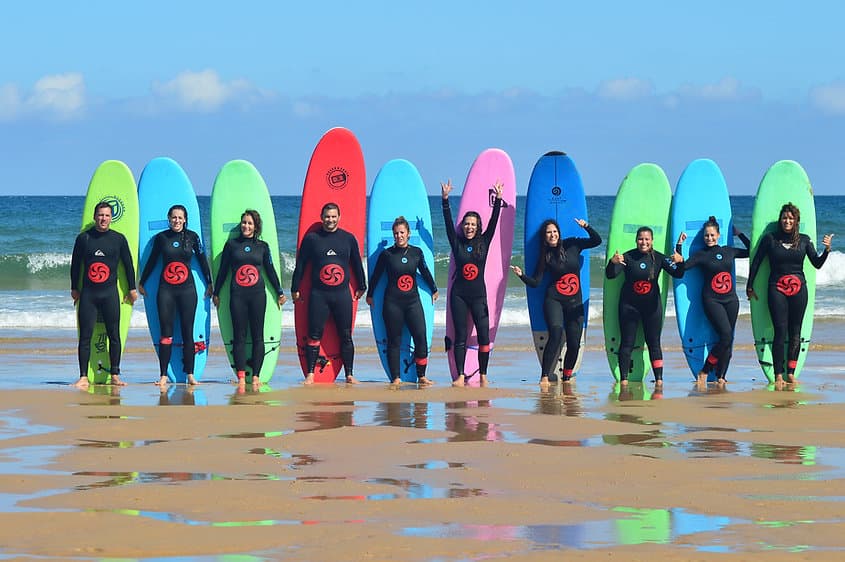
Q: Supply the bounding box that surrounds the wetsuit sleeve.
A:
[261,242,284,296]
[442,199,458,252]
[349,234,367,293]
[804,234,830,269]
[605,255,624,279]
[733,232,751,259]
[366,251,387,299]
[657,250,684,278]
[566,224,602,250]
[683,249,705,270]
[290,235,311,294]
[212,241,232,297]
[138,233,162,286]
[746,233,771,287]
[119,234,137,290]
[519,251,545,288]
[70,232,85,291]
[193,231,213,285]
[416,248,438,293]
[483,196,503,242]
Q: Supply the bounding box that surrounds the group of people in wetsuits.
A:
[71,191,834,390]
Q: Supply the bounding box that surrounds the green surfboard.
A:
[603,163,672,382]
[750,160,817,383]
[78,160,139,384]
[210,160,282,383]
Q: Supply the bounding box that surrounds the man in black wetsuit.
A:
[70,201,137,388]
[291,203,366,385]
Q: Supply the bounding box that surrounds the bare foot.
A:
[620,379,629,387]
[73,376,90,389]
[654,379,663,388]
[774,374,785,389]
[479,374,488,387]
[303,373,315,385]
[110,375,127,386]
[539,376,550,390]
[697,372,708,386]
[418,377,434,387]
[786,373,795,384]
[345,375,360,384]
[187,374,200,386]
[452,374,466,388]
[390,377,401,387]
[157,376,169,387]
[251,379,261,391]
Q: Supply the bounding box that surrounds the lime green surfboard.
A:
[78,160,139,384]
[750,160,817,383]
[603,164,672,382]
[210,160,281,383]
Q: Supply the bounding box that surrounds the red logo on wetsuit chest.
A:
[235,265,259,287]
[397,274,414,292]
[320,264,345,286]
[633,280,652,295]
[776,274,802,296]
[462,263,479,281]
[711,272,732,294]
[87,263,110,283]
[164,262,189,285]
[555,273,579,296]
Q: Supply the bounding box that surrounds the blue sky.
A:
[1,0,844,195]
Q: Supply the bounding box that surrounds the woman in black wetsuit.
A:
[675,216,749,386]
[511,217,601,387]
[366,216,439,386]
[606,226,684,386]
[746,203,833,387]
[139,205,212,387]
[212,209,286,389]
[441,178,503,387]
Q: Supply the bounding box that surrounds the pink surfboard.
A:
[445,149,516,385]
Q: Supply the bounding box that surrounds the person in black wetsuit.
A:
[212,209,286,389]
[366,216,439,386]
[441,178,503,388]
[606,226,684,387]
[139,205,212,387]
[291,202,367,385]
[746,202,833,387]
[511,217,602,388]
[675,216,750,387]
[70,201,138,389]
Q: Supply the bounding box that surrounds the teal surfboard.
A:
[367,159,435,382]
[750,160,817,383]
[602,164,672,382]
[138,157,211,383]
[670,159,734,381]
[78,160,139,384]
[210,160,282,383]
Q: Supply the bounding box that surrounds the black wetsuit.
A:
[747,231,828,376]
[291,228,366,376]
[518,225,602,380]
[367,244,438,381]
[681,234,750,379]
[606,249,684,381]
[139,228,212,377]
[443,196,501,377]
[70,228,136,377]
[213,236,284,375]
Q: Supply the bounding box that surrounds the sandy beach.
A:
[2,320,845,560]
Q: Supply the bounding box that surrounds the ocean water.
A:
[1,195,844,331]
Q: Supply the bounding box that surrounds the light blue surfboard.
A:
[670,159,734,381]
[367,159,435,382]
[524,151,590,378]
[138,157,211,383]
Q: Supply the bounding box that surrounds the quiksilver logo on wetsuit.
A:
[326,250,337,256]
[94,250,105,256]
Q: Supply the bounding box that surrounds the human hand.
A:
[509,264,523,277]
[440,180,453,199]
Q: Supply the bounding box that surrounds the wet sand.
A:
[2,321,845,559]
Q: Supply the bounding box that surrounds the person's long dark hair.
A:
[459,211,484,260]
[539,219,565,270]
[242,209,262,239]
[779,202,801,250]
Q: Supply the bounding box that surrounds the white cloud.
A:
[0,74,85,121]
[597,77,654,100]
[810,81,845,115]
[152,69,269,112]
[676,77,756,101]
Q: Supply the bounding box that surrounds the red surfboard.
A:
[294,128,366,382]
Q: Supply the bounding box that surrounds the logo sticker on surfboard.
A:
[326,167,349,190]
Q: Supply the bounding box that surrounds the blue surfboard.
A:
[367,159,435,382]
[138,157,211,383]
[523,151,590,377]
[670,159,734,381]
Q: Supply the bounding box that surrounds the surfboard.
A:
[210,160,281,383]
[138,157,211,383]
[295,127,366,383]
[367,159,435,383]
[602,163,672,382]
[670,159,734,382]
[445,148,516,385]
[78,160,139,384]
[749,160,817,383]
[523,151,591,380]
